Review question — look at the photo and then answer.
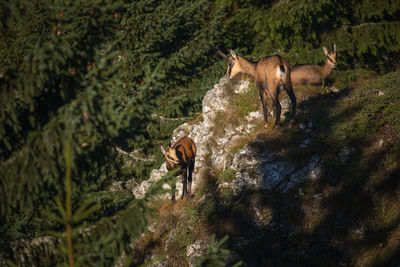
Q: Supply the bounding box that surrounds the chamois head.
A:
[323,43,337,68]
[215,46,243,79]
[160,145,180,165]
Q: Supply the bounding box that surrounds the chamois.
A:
[291,44,337,86]
[160,136,196,204]
[216,47,296,128]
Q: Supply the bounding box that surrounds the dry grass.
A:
[187,113,204,125]
[293,83,325,101]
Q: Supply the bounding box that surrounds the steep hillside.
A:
[133,70,400,266]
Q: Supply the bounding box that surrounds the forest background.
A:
[1,0,399,265]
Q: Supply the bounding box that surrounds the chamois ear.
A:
[323,46,328,56]
[229,49,237,59]
[160,145,166,156]
[333,43,336,53]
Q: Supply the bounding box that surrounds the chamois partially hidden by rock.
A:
[161,136,196,204]
[291,44,337,86]
[216,47,296,129]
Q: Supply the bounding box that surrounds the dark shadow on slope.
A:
[202,85,400,266]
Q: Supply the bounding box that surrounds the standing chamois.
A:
[161,136,196,204]
[216,47,296,128]
[291,44,337,86]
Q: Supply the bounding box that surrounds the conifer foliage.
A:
[0,0,167,265]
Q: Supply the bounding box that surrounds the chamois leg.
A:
[171,182,176,205]
[271,89,281,128]
[283,81,297,127]
[181,167,188,199]
[187,159,195,198]
[258,86,268,128]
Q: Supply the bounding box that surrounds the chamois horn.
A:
[214,45,229,60]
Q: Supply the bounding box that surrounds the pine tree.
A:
[218,0,400,70]
[0,0,173,265]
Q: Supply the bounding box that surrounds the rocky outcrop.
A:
[186,239,209,267]
[131,75,329,267]
[133,76,327,266]
[135,76,323,200]
[133,77,256,199]
[224,139,322,195]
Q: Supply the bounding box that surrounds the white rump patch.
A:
[276,66,287,79]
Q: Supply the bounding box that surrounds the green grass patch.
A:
[327,70,400,148]
[229,82,259,119]
[217,169,236,183]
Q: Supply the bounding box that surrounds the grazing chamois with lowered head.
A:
[291,44,337,86]
[161,136,196,204]
[216,47,296,129]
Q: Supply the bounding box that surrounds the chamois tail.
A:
[276,55,287,80]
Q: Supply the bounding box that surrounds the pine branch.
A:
[64,140,74,267]
[150,113,194,121]
[115,146,156,162]
[342,21,399,29]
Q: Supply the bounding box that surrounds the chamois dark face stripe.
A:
[327,56,336,64]
[168,153,178,160]
[327,55,337,68]
[227,61,234,78]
